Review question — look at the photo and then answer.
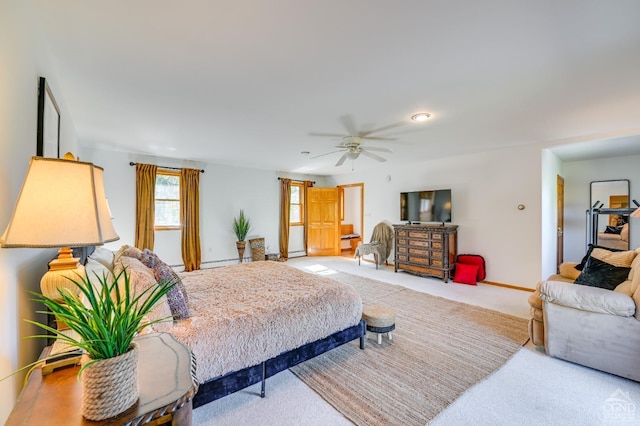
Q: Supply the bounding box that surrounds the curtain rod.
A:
[129,162,204,173]
[277,177,316,184]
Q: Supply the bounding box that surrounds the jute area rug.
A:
[290,272,529,426]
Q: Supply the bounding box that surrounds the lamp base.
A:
[40,247,85,302]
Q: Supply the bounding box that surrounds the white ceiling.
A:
[33,1,640,175]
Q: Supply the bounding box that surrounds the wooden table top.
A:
[7,333,198,425]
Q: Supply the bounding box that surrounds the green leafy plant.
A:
[232,209,252,241]
[29,269,176,367]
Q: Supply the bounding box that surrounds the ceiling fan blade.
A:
[361,150,387,162]
[359,122,405,137]
[340,115,358,135]
[361,136,398,141]
[335,153,348,166]
[309,132,348,138]
[310,149,346,159]
[362,147,392,153]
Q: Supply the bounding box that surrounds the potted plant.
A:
[27,269,177,421]
[232,209,252,263]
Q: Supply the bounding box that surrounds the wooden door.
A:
[557,175,564,273]
[307,187,340,256]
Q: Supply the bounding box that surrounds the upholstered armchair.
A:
[529,247,640,381]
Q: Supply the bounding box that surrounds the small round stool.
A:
[362,305,396,344]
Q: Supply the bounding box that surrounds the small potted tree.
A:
[232,209,252,263]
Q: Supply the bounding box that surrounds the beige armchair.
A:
[529,247,640,381]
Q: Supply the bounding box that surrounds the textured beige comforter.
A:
[168,261,362,383]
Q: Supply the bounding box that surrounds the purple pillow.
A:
[154,262,189,319]
[140,249,190,320]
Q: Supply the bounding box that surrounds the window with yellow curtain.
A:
[155,170,182,230]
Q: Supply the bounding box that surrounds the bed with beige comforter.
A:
[88,247,365,408]
[170,261,363,384]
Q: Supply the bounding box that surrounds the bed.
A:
[86,246,366,409]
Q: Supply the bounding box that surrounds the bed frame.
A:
[193,319,366,408]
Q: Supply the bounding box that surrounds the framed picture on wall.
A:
[36,77,60,158]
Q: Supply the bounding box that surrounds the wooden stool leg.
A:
[377,333,382,344]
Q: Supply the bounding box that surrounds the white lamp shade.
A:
[1,156,119,248]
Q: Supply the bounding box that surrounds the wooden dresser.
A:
[393,224,458,282]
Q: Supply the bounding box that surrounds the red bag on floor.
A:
[456,254,486,281]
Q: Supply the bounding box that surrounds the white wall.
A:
[541,149,563,279]
[329,144,543,288]
[562,154,640,263]
[0,1,79,421]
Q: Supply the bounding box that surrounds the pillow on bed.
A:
[114,255,175,331]
[123,246,143,260]
[140,249,190,320]
[114,256,157,297]
[84,258,115,293]
[88,247,115,271]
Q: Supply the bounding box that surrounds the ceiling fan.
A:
[311,136,392,166]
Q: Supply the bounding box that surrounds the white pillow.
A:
[88,247,115,271]
[85,258,115,294]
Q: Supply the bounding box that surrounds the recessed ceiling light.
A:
[301,151,310,155]
[411,112,432,122]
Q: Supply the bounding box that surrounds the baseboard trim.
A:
[481,280,535,292]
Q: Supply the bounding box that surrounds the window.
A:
[290,182,303,225]
[155,170,181,230]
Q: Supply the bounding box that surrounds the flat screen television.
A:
[400,189,452,224]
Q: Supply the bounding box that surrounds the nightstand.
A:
[7,333,198,425]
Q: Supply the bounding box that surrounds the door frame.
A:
[557,175,564,273]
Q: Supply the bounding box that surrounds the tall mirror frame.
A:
[589,179,630,250]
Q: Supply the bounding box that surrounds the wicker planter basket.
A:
[81,342,139,421]
[236,241,246,263]
[249,237,265,262]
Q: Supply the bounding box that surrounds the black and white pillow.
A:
[575,248,636,291]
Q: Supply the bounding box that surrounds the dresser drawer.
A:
[397,246,407,253]
[431,259,443,267]
[409,247,428,256]
[397,263,444,278]
[431,233,442,241]
[431,241,443,249]
[410,256,429,264]
[409,239,429,248]
[398,254,408,262]
[409,231,429,239]
[397,238,408,246]
[397,230,407,238]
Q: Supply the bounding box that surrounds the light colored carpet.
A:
[289,272,530,426]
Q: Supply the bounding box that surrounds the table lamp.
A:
[1,154,119,301]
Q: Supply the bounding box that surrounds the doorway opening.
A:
[338,183,364,258]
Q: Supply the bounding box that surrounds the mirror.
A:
[590,179,630,250]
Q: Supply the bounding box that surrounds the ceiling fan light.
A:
[411,112,431,122]
[346,151,359,160]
